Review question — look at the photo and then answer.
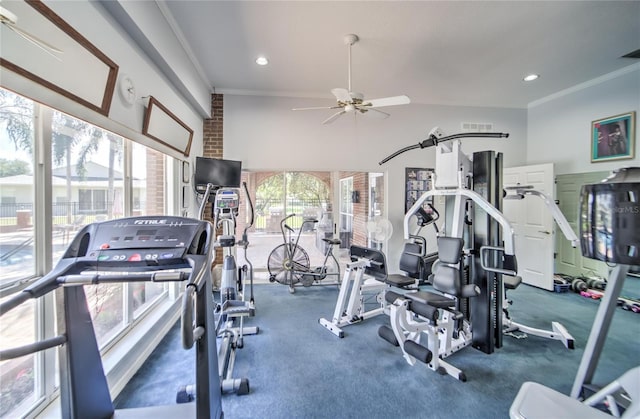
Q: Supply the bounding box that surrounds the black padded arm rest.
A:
[460,284,480,298]
[503,275,522,290]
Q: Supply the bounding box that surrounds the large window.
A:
[0,90,35,288]
[0,88,179,418]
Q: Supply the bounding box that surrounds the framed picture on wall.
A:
[405,167,433,213]
[591,111,635,162]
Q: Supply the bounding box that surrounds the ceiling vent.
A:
[621,49,640,59]
[461,122,494,132]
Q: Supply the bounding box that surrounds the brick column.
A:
[202,94,224,264]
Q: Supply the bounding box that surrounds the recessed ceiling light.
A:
[255,56,269,66]
[523,74,539,82]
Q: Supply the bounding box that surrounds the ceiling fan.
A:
[293,33,410,124]
[0,5,63,60]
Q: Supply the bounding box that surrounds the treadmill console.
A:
[65,216,209,268]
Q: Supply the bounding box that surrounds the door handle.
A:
[538,230,551,235]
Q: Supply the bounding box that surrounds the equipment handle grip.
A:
[479,246,518,276]
[181,284,197,349]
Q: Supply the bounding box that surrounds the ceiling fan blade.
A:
[365,95,411,108]
[322,110,346,125]
[4,22,63,59]
[292,106,341,111]
[358,106,390,119]
[331,88,352,103]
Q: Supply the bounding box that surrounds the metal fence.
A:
[253,198,328,232]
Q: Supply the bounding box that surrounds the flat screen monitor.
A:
[194,157,242,192]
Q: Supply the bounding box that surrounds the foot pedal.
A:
[176,384,195,403]
[237,378,250,395]
[404,340,432,364]
[378,325,399,346]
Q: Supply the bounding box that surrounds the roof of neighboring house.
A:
[0,174,67,186]
[0,174,144,188]
[52,161,125,181]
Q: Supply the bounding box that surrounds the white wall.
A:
[527,65,640,175]
[224,94,527,267]
[1,1,207,163]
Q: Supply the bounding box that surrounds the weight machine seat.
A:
[386,242,424,288]
[420,237,479,310]
[321,238,342,246]
[404,291,456,310]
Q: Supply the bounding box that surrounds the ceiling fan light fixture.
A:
[523,74,540,82]
[255,56,269,66]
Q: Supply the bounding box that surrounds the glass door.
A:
[339,177,353,249]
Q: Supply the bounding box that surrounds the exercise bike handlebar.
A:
[378,131,509,165]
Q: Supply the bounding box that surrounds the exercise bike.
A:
[267,213,341,293]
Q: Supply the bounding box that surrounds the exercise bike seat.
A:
[321,238,342,246]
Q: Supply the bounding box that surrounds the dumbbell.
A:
[571,278,588,293]
[587,277,606,290]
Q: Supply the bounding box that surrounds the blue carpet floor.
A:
[115,278,640,418]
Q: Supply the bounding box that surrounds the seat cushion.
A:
[386,274,415,288]
[406,291,455,309]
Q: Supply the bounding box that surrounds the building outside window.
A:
[0,87,178,418]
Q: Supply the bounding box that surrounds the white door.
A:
[503,163,555,290]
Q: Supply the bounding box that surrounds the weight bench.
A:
[319,245,389,338]
[380,237,479,381]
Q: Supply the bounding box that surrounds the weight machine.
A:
[0,216,223,418]
[319,206,440,338]
[377,127,575,380]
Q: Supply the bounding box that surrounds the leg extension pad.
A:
[404,340,433,364]
[378,325,399,346]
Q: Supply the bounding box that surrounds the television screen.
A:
[194,157,242,191]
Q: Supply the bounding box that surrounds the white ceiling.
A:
[161,1,640,109]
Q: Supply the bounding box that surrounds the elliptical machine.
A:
[178,182,258,400]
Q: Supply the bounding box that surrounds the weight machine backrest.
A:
[399,242,423,278]
[349,245,388,281]
[432,237,464,296]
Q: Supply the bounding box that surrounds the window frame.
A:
[0,89,182,418]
